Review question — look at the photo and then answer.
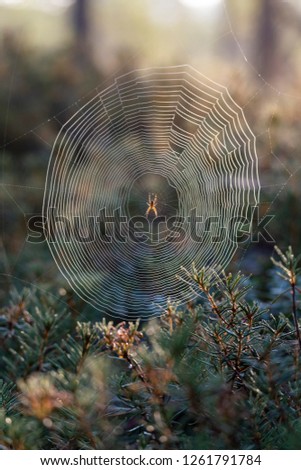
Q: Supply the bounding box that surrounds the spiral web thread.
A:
[43,65,260,319]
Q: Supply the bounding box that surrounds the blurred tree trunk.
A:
[72,0,91,64]
[255,0,279,81]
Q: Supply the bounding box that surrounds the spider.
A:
[146,193,158,217]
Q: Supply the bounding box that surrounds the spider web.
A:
[42,65,259,319]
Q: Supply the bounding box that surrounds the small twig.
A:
[271,246,301,351]
[291,279,301,350]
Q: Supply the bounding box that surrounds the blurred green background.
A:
[1,0,301,313]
